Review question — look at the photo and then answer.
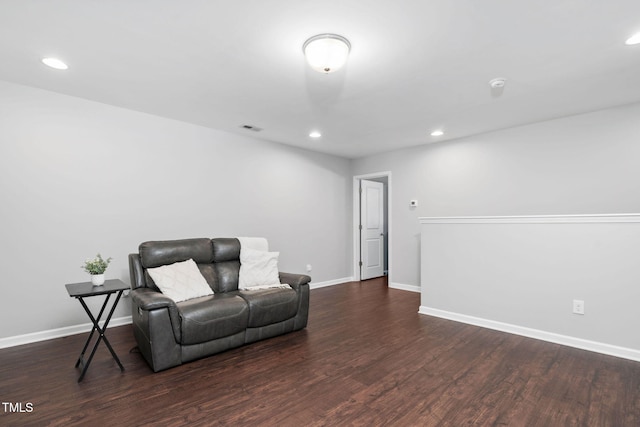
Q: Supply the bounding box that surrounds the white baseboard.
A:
[389,282,421,293]
[419,306,640,362]
[1,278,363,349]
[0,316,133,349]
[309,277,355,290]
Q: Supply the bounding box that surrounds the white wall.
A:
[351,102,640,288]
[0,81,352,340]
[419,214,640,359]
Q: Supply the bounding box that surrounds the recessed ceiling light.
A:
[42,57,68,70]
[430,130,444,137]
[625,32,640,45]
[309,131,322,138]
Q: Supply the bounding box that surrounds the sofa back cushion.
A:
[136,238,242,293]
[139,238,215,291]
[211,238,241,293]
[140,238,214,268]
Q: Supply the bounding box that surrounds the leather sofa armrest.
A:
[129,253,146,289]
[130,287,182,345]
[130,287,176,311]
[279,272,311,291]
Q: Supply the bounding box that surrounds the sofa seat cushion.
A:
[177,294,249,345]
[238,288,299,328]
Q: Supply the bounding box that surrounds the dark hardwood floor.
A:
[2,278,640,426]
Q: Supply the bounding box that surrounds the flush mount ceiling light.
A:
[303,34,351,73]
[430,130,444,137]
[42,57,68,70]
[309,131,322,138]
[626,32,640,45]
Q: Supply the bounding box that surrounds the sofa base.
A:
[132,284,309,372]
[245,318,296,344]
[133,307,182,373]
[181,331,246,363]
[136,319,306,372]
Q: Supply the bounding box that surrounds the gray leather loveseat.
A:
[128,237,310,372]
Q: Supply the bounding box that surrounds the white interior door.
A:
[360,179,385,280]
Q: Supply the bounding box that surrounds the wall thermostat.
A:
[410,200,418,207]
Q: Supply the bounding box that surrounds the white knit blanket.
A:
[237,237,269,252]
[237,237,290,290]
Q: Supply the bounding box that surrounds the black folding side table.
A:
[65,279,129,382]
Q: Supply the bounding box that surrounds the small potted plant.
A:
[82,254,113,286]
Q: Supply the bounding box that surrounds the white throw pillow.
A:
[239,248,281,289]
[147,259,213,303]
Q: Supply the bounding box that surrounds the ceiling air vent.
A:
[240,124,263,132]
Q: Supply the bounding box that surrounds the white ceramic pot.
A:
[91,274,105,286]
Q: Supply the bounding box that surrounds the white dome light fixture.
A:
[303,34,351,73]
[626,32,640,45]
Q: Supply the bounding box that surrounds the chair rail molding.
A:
[419,213,640,224]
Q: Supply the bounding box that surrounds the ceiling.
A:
[1,1,640,159]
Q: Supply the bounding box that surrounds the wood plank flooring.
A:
[1,278,640,426]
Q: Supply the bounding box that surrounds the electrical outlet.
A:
[306,264,312,272]
[572,299,585,315]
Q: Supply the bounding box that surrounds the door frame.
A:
[353,171,392,282]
